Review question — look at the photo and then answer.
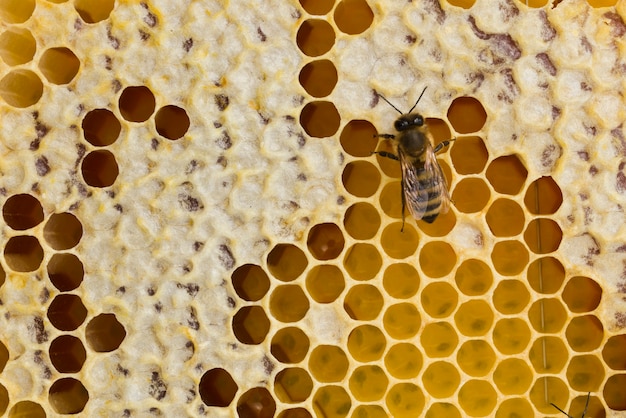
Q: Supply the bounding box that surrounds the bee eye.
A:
[414,115,424,126]
[395,120,407,131]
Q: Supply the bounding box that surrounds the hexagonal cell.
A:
[305,264,344,303]
[384,343,422,379]
[270,327,310,364]
[344,284,383,321]
[493,279,530,314]
[524,218,562,254]
[299,0,333,14]
[374,141,401,178]
[417,207,456,237]
[603,334,626,370]
[447,96,487,133]
[2,193,44,230]
[44,212,83,250]
[451,178,490,213]
[554,393,606,418]
[312,386,351,418]
[343,243,382,281]
[0,0,35,24]
[267,243,308,282]
[485,155,528,195]
[450,136,488,175]
[118,85,155,122]
[493,358,533,395]
[231,263,270,302]
[495,398,534,418]
[7,401,46,418]
[0,27,36,66]
[425,403,462,418]
[524,176,563,214]
[307,223,344,260]
[383,303,420,340]
[486,198,525,237]
[386,383,425,417]
[604,374,626,411]
[491,240,529,276]
[343,202,380,240]
[566,354,605,391]
[528,298,567,333]
[342,161,381,198]
[300,100,340,137]
[309,345,349,383]
[379,181,403,219]
[81,150,119,187]
[74,0,114,23]
[339,120,376,158]
[155,105,190,140]
[562,276,602,313]
[458,380,496,416]
[49,335,87,373]
[454,300,493,336]
[457,340,495,377]
[199,368,238,407]
[492,318,531,355]
[381,222,419,259]
[47,294,88,331]
[232,306,270,345]
[47,253,85,292]
[300,59,338,99]
[421,282,457,318]
[3,235,43,272]
[383,263,420,299]
[277,408,312,418]
[274,367,313,403]
[270,285,309,323]
[418,241,457,278]
[455,259,492,296]
[85,313,126,352]
[420,322,458,358]
[38,47,80,85]
[529,376,569,414]
[296,19,335,57]
[49,377,89,414]
[526,256,565,294]
[422,361,460,398]
[0,69,43,108]
[82,108,121,147]
[566,315,604,352]
[529,336,568,373]
[347,324,386,362]
[351,405,387,418]
[349,365,388,402]
[236,387,276,418]
[334,0,373,35]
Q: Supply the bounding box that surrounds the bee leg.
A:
[374,133,395,140]
[371,151,399,161]
[433,137,456,153]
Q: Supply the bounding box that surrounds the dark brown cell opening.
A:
[38,47,80,85]
[524,176,563,214]
[2,193,44,230]
[299,59,338,98]
[47,294,88,331]
[334,0,373,35]
[236,387,276,418]
[3,235,43,272]
[231,264,270,302]
[340,120,377,158]
[155,105,190,140]
[602,334,626,370]
[199,368,238,407]
[81,149,119,187]
[232,306,270,345]
[447,96,486,133]
[524,218,562,254]
[562,276,602,313]
[299,0,334,15]
[296,19,335,57]
[299,101,340,138]
[85,313,126,352]
[49,335,87,373]
[74,0,115,23]
[44,212,83,250]
[485,155,528,195]
[306,223,344,260]
[450,136,489,175]
[343,202,380,240]
[47,253,84,292]
[82,108,121,146]
[48,377,88,414]
[118,85,156,122]
[526,256,565,294]
[342,161,381,198]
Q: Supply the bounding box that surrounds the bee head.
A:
[395,114,424,131]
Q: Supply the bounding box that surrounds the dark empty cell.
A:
[266,244,308,282]
[296,19,335,57]
[48,377,89,414]
[74,0,115,23]
[118,85,156,122]
[47,253,84,291]
[339,120,377,157]
[524,176,563,214]
[485,155,528,195]
[524,218,562,254]
[49,335,87,373]
[603,334,626,370]
[231,264,270,301]
[199,368,238,407]
[44,212,83,250]
[526,256,565,294]
[155,105,190,140]
[299,0,334,14]
[447,97,486,133]
[38,47,80,85]
[306,223,344,260]
[2,193,44,230]
[342,161,381,198]
[85,313,126,352]
[236,387,276,418]
[232,306,270,345]
[299,101,340,137]
[450,136,489,174]
[81,149,119,187]
[562,276,602,312]
[47,294,88,331]
[334,0,374,35]
[82,108,121,146]
[299,59,338,98]
[3,235,43,272]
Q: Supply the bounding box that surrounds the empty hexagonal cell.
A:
[493,358,533,395]
[450,136,488,174]
[312,386,351,418]
[528,298,567,333]
[270,285,309,323]
[381,222,419,259]
[529,376,569,414]
[457,340,495,377]
[232,306,270,345]
[491,240,529,276]
[418,241,457,278]
[605,374,626,411]
[342,161,381,198]
[299,59,338,98]
[562,276,602,313]
[386,383,425,417]
[236,387,276,418]
[155,105,190,140]
[347,324,386,362]
[603,334,626,370]
[454,300,493,336]
[344,284,383,321]
[384,303,420,340]
[3,235,43,272]
[566,354,605,391]
[486,155,528,195]
[48,294,87,331]
[74,0,115,23]
[47,253,84,292]
[334,0,373,35]
[307,223,344,260]
[529,336,568,373]
[524,218,562,254]
[455,259,492,296]
[486,198,525,237]
[524,176,563,214]
[44,212,83,250]
[277,408,312,418]
[493,279,530,315]
[81,150,119,187]
[267,244,308,282]
[296,19,335,57]
[308,345,349,383]
[492,318,531,355]
[118,85,155,122]
[447,96,487,133]
[383,263,420,299]
[231,264,270,302]
[49,335,87,373]
[458,380,496,416]
[339,120,377,158]
[451,178,490,213]
[271,327,310,364]
[85,313,126,352]
[7,401,46,418]
[349,365,388,402]
[384,343,422,379]
[343,243,382,281]
[49,377,88,414]
[566,315,604,352]
[343,202,380,240]
[379,181,403,219]
[38,47,80,85]
[274,367,313,403]
[0,69,43,107]
[374,140,401,178]
[0,27,36,66]
[199,368,238,407]
[422,361,460,398]
[300,101,340,137]
[305,264,344,303]
[82,108,121,146]
[425,403,461,418]
[2,193,44,230]
[527,256,565,294]
[351,405,386,418]
[421,282,457,319]
[420,322,458,358]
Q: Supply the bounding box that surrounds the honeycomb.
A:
[1,0,626,417]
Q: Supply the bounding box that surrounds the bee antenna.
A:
[407,86,428,114]
[376,92,403,115]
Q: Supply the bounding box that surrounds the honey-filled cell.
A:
[374,140,401,178]
[566,354,605,392]
[493,358,533,395]
[270,327,310,364]
[383,263,420,299]
[529,336,568,373]
[529,376,569,414]
[493,279,530,314]
[231,264,270,302]
[351,405,387,418]
[524,176,563,215]
[269,285,310,323]
[384,343,423,379]
[603,334,626,370]
[565,315,604,352]
[451,178,490,213]
[454,300,494,336]
[386,383,425,418]
[348,365,388,402]
[447,96,487,134]
[379,181,403,220]
[526,256,565,294]
[450,136,488,175]
[494,399,534,418]
[456,339,495,377]
[343,243,382,281]
[343,202,380,240]
[343,284,384,321]
[334,0,374,35]
[485,198,525,237]
[420,322,458,358]
[383,303,421,340]
[342,160,381,198]
[347,324,386,362]
[455,258,493,296]
[425,403,462,418]
[300,59,338,99]
[274,367,313,403]
[524,218,562,254]
[492,318,531,355]
[562,276,602,313]
[306,264,345,303]
[528,298,567,332]
[267,243,308,282]
[458,380,497,416]
[380,222,419,259]
[421,282,457,319]
[308,345,349,383]
[491,240,529,276]
[485,155,528,195]
[236,387,276,418]
[422,361,460,398]
[418,241,457,278]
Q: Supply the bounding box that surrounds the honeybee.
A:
[550,392,591,418]
[373,87,454,231]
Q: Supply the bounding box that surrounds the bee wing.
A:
[399,147,429,220]
[424,143,451,214]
